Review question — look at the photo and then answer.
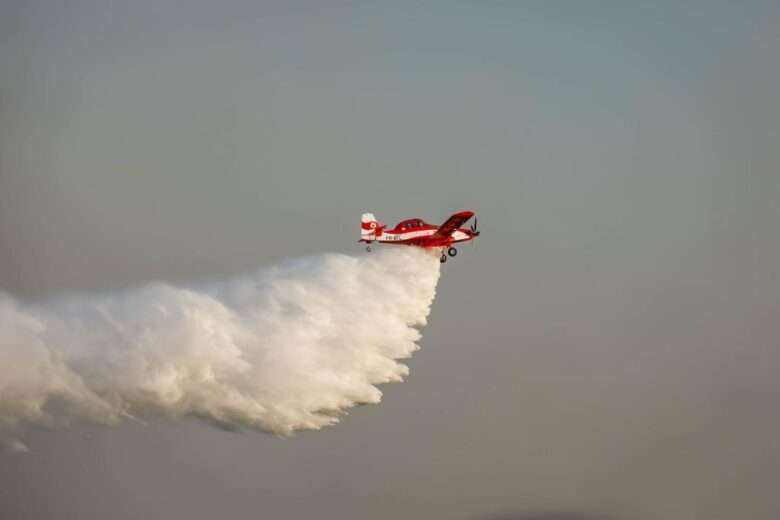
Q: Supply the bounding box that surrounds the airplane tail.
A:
[361,213,379,241]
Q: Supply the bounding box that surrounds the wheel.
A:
[365,245,372,252]
[447,247,458,257]
[439,254,447,263]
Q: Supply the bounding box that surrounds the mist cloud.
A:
[0,248,440,443]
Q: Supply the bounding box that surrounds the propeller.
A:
[470,216,480,236]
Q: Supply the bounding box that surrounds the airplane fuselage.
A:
[373,226,472,247]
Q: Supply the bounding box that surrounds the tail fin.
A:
[361,213,378,241]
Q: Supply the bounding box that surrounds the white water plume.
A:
[0,248,440,444]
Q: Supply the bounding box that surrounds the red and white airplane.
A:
[359,211,480,263]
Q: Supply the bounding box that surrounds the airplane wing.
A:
[431,211,475,239]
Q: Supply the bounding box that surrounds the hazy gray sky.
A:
[2,1,780,519]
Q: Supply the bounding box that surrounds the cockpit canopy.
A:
[396,218,428,230]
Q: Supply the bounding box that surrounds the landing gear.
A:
[439,253,447,263]
[447,247,458,257]
[366,245,372,252]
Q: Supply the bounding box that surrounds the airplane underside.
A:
[362,241,461,263]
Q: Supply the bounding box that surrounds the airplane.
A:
[359,210,480,263]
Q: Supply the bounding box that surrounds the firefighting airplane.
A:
[359,210,480,263]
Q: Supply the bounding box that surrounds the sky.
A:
[1,1,780,519]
